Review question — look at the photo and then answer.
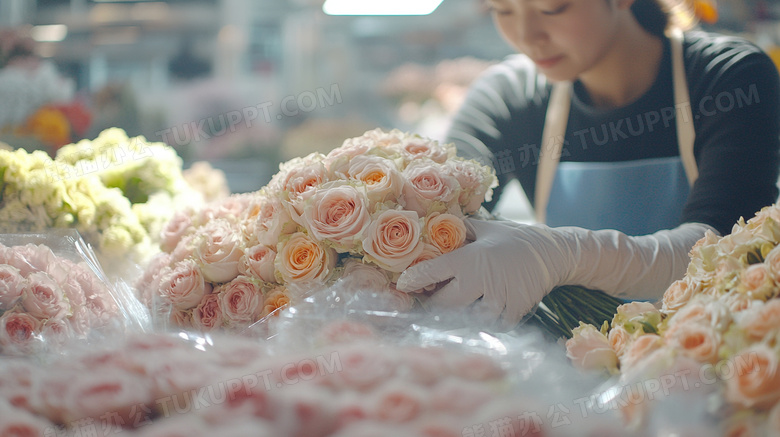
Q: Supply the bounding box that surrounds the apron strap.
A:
[534,30,697,224]
[670,28,698,186]
[534,81,571,224]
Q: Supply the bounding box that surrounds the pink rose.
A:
[0,404,52,437]
[430,378,494,414]
[192,293,223,331]
[362,209,424,273]
[401,160,461,216]
[370,382,428,423]
[193,219,244,283]
[400,135,452,164]
[170,234,196,264]
[238,244,277,283]
[341,258,391,291]
[275,232,338,283]
[664,322,721,364]
[317,320,377,346]
[0,311,42,352]
[169,308,193,329]
[330,345,397,390]
[299,183,372,251]
[253,196,298,247]
[565,323,618,372]
[136,252,172,306]
[661,278,699,315]
[619,334,663,371]
[424,212,466,254]
[160,210,193,253]
[738,263,776,299]
[41,318,73,347]
[218,275,264,325]
[0,264,25,309]
[447,352,506,382]
[68,305,91,336]
[20,272,69,321]
[199,194,252,224]
[5,244,55,277]
[85,290,120,328]
[445,159,496,214]
[726,344,780,409]
[740,299,780,340]
[347,155,404,206]
[159,259,213,311]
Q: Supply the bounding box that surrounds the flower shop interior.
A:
[2,0,780,436]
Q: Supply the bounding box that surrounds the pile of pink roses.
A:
[137,128,497,332]
[0,241,123,354]
[565,204,780,435]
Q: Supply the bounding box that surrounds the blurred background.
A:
[0,0,778,211]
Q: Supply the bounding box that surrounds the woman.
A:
[396,0,780,330]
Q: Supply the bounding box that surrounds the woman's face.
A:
[487,0,627,81]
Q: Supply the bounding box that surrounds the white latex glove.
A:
[396,218,717,331]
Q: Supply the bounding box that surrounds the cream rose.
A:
[218,275,264,325]
[764,244,780,283]
[0,264,25,310]
[445,159,497,214]
[21,272,69,321]
[608,325,632,358]
[341,258,391,291]
[275,232,338,283]
[362,209,424,273]
[158,259,213,311]
[726,344,780,409]
[424,212,467,254]
[347,155,404,206]
[661,278,699,315]
[238,244,277,283]
[299,183,372,251]
[192,293,223,331]
[401,160,461,216]
[193,219,244,284]
[565,323,618,373]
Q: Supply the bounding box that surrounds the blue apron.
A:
[535,30,698,236]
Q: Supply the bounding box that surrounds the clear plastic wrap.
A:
[0,229,150,356]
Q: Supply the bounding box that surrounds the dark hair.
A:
[631,0,696,37]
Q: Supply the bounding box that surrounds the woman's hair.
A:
[631,0,697,37]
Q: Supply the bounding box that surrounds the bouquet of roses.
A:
[564,203,780,435]
[0,231,149,356]
[140,128,500,332]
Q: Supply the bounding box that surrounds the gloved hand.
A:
[395,217,716,331]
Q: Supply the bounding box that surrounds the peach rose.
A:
[193,219,244,284]
[664,322,721,364]
[738,263,776,299]
[0,311,42,354]
[260,286,291,318]
[362,209,424,273]
[347,155,404,206]
[160,210,193,253]
[341,258,391,291]
[565,323,618,373]
[401,160,461,216]
[740,299,780,340]
[275,232,338,283]
[238,244,277,283]
[299,183,372,251]
[424,212,466,254]
[608,325,632,358]
[20,272,69,321]
[218,275,264,325]
[192,293,223,331]
[619,334,663,371]
[253,196,298,247]
[726,344,780,409]
[0,264,25,309]
[662,278,699,315]
[158,259,212,311]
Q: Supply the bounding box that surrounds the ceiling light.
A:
[30,25,68,42]
[322,0,444,16]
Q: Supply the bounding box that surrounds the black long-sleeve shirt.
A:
[448,30,780,236]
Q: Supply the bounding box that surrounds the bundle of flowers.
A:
[0,128,206,267]
[0,231,147,356]
[139,128,499,332]
[0,316,625,436]
[565,203,780,435]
